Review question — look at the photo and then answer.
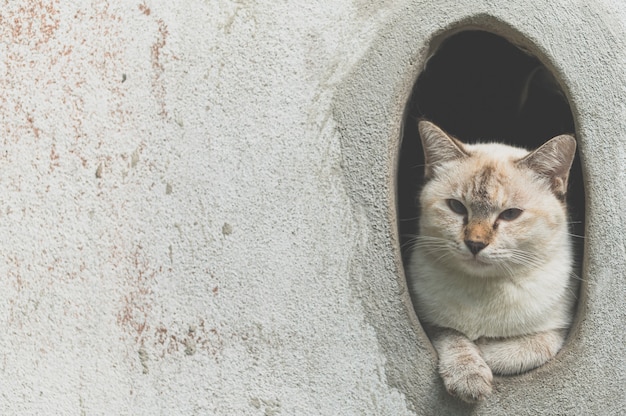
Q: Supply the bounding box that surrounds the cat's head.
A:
[416,120,576,278]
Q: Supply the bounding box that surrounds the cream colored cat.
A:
[408,121,578,403]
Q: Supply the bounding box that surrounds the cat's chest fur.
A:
[410,253,574,340]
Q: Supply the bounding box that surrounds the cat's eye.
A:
[446,199,467,216]
[498,208,523,221]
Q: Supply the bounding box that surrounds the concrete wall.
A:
[0,1,624,414]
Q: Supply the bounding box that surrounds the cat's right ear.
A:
[418,120,468,178]
[516,134,576,199]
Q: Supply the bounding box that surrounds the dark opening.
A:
[398,30,585,271]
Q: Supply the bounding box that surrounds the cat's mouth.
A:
[465,254,493,267]
[457,254,505,278]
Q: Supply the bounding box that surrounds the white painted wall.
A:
[0,1,409,414]
[0,1,624,414]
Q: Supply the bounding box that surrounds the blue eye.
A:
[446,199,467,216]
[498,208,523,221]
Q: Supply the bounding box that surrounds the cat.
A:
[408,120,578,403]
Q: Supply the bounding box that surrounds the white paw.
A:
[476,331,564,375]
[439,350,493,403]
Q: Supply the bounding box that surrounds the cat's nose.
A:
[465,240,487,255]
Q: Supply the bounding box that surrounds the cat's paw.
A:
[476,330,565,375]
[438,347,493,403]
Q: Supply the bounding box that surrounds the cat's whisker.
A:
[401,234,420,243]
[508,257,545,270]
[402,235,453,250]
[506,248,543,260]
[407,245,448,255]
[495,249,547,271]
[568,271,586,282]
[500,264,519,283]
[407,239,451,246]
[401,237,451,251]
[432,250,454,265]
[409,243,450,251]
[494,260,512,277]
[404,235,457,262]
[400,238,418,250]
[566,233,585,239]
[507,252,543,265]
[399,216,421,222]
[403,242,453,258]
[409,235,451,242]
[566,287,578,299]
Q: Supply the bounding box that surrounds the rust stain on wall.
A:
[150,18,168,72]
[114,243,224,361]
[49,143,60,172]
[138,5,170,118]
[0,1,61,49]
[152,320,224,359]
[25,114,41,139]
[138,2,151,16]
[151,19,169,118]
[116,245,157,345]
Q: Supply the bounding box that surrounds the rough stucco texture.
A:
[0,1,624,415]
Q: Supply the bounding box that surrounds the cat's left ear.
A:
[418,120,468,179]
[517,134,577,199]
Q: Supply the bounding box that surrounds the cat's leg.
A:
[430,327,493,403]
[476,328,567,375]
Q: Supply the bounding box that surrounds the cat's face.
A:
[417,121,576,278]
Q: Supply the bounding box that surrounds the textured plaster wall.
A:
[0,1,624,415]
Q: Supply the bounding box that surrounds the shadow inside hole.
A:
[398,30,585,279]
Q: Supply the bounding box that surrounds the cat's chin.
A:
[456,255,502,278]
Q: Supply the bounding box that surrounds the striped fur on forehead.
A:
[460,160,512,217]
[470,164,497,215]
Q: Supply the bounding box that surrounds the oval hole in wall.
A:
[398,30,585,336]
